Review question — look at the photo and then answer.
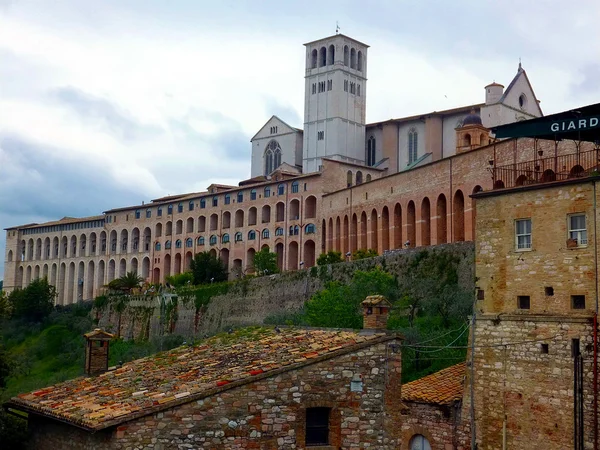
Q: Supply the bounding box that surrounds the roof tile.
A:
[401,362,466,406]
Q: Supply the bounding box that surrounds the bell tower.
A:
[302,34,369,173]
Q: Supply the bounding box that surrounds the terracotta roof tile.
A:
[7,327,392,430]
[401,362,466,406]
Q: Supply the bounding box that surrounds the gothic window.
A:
[327,44,335,65]
[409,434,431,450]
[165,240,172,250]
[343,45,349,66]
[408,128,418,164]
[356,171,363,185]
[185,238,193,248]
[248,230,256,240]
[367,136,376,166]
[264,140,282,175]
[197,236,205,245]
[262,229,270,239]
[175,239,182,249]
[155,242,161,251]
[317,131,324,141]
[275,227,284,236]
[292,181,299,193]
[222,234,230,244]
[350,48,356,69]
[319,46,326,67]
[305,223,316,234]
[209,235,217,245]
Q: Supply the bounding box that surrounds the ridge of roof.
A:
[367,103,484,128]
[6,327,396,431]
[250,115,302,141]
[5,215,105,231]
[402,362,466,406]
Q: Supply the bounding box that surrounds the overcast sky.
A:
[1,0,599,278]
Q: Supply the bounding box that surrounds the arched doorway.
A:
[421,197,431,246]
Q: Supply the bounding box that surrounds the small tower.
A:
[485,82,504,105]
[361,295,392,331]
[84,328,114,376]
[456,110,490,154]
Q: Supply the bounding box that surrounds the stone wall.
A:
[27,339,404,449]
[98,242,474,339]
[465,315,597,450]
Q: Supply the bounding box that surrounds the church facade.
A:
[3,32,546,304]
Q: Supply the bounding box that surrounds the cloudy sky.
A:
[1,0,599,278]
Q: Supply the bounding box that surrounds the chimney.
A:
[361,295,392,331]
[84,328,114,375]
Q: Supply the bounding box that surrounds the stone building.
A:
[5,302,411,449]
[2,30,548,304]
[469,103,600,449]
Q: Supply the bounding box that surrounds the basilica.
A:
[3,32,545,304]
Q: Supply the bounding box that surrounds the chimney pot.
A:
[361,295,392,331]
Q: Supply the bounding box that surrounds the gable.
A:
[250,115,301,142]
[500,68,543,117]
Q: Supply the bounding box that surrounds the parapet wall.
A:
[97,242,474,339]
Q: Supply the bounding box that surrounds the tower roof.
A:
[304,33,369,48]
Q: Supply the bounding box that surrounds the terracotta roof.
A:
[401,362,466,406]
[7,327,394,431]
[6,215,105,231]
[362,295,392,307]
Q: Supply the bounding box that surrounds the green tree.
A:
[166,272,194,288]
[8,278,55,322]
[106,272,143,338]
[0,290,11,320]
[189,252,228,285]
[305,268,398,328]
[253,247,279,275]
[351,248,378,260]
[317,251,344,266]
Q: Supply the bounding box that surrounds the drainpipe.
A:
[594,180,599,450]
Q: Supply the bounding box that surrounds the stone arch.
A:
[17,266,23,289]
[153,267,161,284]
[356,171,363,185]
[393,203,402,249]
[131,257,139,276]
[570,165,585,178]
[186,217,194,233]
[319,46,326,67]
[357,51,363,71]
[163,253,171,278]
[436,194,448,244]
[370,209,378,251]
[305,196,317,219]
[453,189,465,242]
[235,209,244,228]
[541,169,556,182]
[275,242,284,271]
[219,248,229,270]
[51,263,57,288]
[155,222,163,238]
[311,48,317,69]
[421,197,431,246]
[142,256,150,279]
[97,260,105,290]
[131,227,140,252]
[67,261,75,304]
[360,211,368,250]
[222,211,231,229]
[7,249,13,262]
[43,237,50,259]
[262,205,271,224]
[351,213,358,252]
[59,262,67,304]
[89,233,97,256]
[289,199,300,220]
[87,260,95,300]
[304,240,316,267]
[327,218,334,252]
[198,216,206,233]
[185,251,193,271]
[321,219,327,254]
[165,221,173,235]
[350,47,356,69]
[327,44,335,65]
[343,45,349,66]
[347,170,353,187]
[76,261,85,302]
[34,265,40,280]
[42,264,48,279]
[494,179,505,189]
[35,238,42,260]
[343,215,349,254]
[246,248,256,273]
[143,227,151,252]
[174,253,182,275]
[407,201,416,247]
[381,206,390,252]
[210,214,218,231]
[120,229,128,253]
[108,259,116,282]
[119,258,127,277]
[70,235,77,257]
[248,207,257,226]
[515,174,528,186]
[335,216,341,252]
[276,202,285,222]
[175,219,183,235]
[288,241,299,270]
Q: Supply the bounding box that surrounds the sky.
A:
[1,0,600,278]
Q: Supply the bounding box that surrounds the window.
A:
[174,239,181,249]
[569,214,587,246]
[165,240,172,250]
[167,204,173,215]
[317,131,324,141]
[408,128,418,164]
[366,136,376,166]
[270,126,278,134]
[250,189,257,201]
[519,93,527,109]
[262,229,270,239]
[541,343,549,354]
[517,295,530,309]
[305,224,316,234]
[572,295,586,310]
[189,201,194,211]
[225,194,231,205]
[237,192,243,203]
[344,80,348,92]
[222,234,230,244]
[292,181,299,193]
[197,236,205,245]
[185,238,193,248]
[278,184,285,195]
[312,83,316,94]
[135,209,141,219]
[209,235,217,245]
[155,242,161,251]
[200,198,206,209]
[545,286,554,296]
[327,79,332,91]
[235,232,243,242]
[248,230,256,240]
[515,219,532,250]
[146,209,151,218]
[357,84,361,96]
[275,227,284,236]
[212,196,218,207]
[264,187,271,198]
[409,434,431,450]
[264,140,282,175]
[178,203,183,213]
[306,407,330,446]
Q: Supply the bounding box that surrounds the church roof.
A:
[5,215,105,231]
[6,327,395,431]
[402,362,466,406]
[250,115,302,141]
[497,64,543,116]
[303,33,369,48]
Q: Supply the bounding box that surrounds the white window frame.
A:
[515,218,532,251]
[568,213,587,247]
